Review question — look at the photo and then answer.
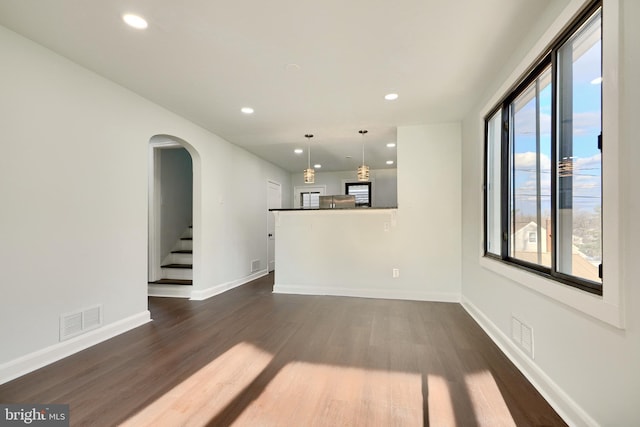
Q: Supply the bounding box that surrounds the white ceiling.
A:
[0,0,556,172]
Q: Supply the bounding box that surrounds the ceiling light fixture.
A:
[294,148,303,154]
[123,14,148,29]
[303,134,315,184]
[384,93,399,101]
[386,142,396,148]
[357,129,370,182]
[386,160,394,165]
[314,164,322,169]
[241,107,254,114]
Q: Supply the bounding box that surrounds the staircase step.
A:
[149,279,192,286]
[174,239,193,251]
[161,263,192,269]
[160,267,192,280]
[167,252,193,264]
[171,250,193,254]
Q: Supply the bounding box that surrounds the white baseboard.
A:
[0,310,151,385]
[461,297,598,427]
[148,284,192,298]
[190,270,268,301]
[273,284,460,303]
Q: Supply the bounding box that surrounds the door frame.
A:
[149,141,180,282]
[266,180,282,272]
[148,140,197,284]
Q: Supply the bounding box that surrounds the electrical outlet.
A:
[392,268,400,278]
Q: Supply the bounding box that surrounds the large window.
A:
[300,191,320,208]
[484,1,602,294]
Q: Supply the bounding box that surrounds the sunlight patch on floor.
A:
[464,370,517,426]
[426,374,455,427]
[233,362,423,426]
[119,342,273,427]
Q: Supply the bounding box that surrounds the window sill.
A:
[479,256,624,329]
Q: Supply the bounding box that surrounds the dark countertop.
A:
[269,207,398,211]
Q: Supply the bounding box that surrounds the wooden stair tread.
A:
[148,279,192,286]
[161,263,193,269]
[171,250,193,254]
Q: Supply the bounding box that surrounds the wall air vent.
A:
[251,259,260,273]
[60,305,103,341]
[60,313,82,340]
[83,305,102,330]
[511,315,534,359]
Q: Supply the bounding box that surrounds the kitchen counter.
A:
[269,207,398,211]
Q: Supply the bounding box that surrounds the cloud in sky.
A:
[575,153,601,170]
[514,151,599,173]
[514,110,599,138]
[514,151,551,171]
[512,152,600,212]
[514,110,552,136]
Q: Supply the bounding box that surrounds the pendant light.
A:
[303,134,315,184]
[357,129,370,181]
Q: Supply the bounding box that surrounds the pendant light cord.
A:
[359,129,368,165]
[305,134,314,169]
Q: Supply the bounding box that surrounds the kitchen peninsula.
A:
[270,205,405,299]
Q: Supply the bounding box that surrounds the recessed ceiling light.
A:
[241,107,254,114]
[386,160,395,165]
[590,77,603,85]
[386,142,396,148]
[384,93,399,101]
[294,148,303,154]
[123,14,148,29]
[314,164,322,169]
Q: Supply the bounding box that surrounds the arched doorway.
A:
[148,135,199,298]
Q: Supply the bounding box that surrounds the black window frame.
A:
[483,0,603,295]
[345,182,372,207]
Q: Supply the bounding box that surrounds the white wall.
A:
[275,123,461,301]
[290,169,398,208]
[160,148,193,261]
[396,124,462,298]
[0,24,291,380]
[460,1,640,425]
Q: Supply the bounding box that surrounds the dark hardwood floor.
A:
[0,274,566,426]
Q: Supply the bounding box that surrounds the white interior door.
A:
[267,181,281,272]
